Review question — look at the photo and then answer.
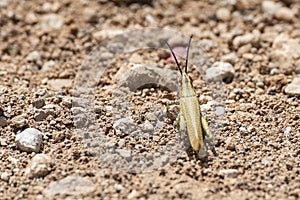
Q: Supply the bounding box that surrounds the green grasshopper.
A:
[166,35,216,158]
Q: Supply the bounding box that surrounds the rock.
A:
[34,110,54,121]
[11,114,28,128]
[113,117,136,135]
[117,64,178,92]
[15,128,43,153]
[47,79,72,91]
[26,51,41,62]
[39,14,64,31]
[206,62,235,83]
[219,169,239,178]
[233,32,259,48]
[216,8,231,21]
[271,34,300,73]
[115,149,131,160]
[261,1,281,15]
[0,116,7,127]
[44,175,95,197]
[25,154,53,178]
[275,7,295,22]
[32,98,45,109]
[41,60,56,71]
[92,29,124,41]
[221,53,238,65]
[285,76,300,96]
[0,137,8,146]
[0,172,10,182]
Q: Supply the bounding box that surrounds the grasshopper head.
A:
[166,35,195,95]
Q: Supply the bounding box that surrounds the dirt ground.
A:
[0,0,299,199]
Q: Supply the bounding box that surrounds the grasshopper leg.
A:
[200,113,217,156]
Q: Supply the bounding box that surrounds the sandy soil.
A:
[0,0,299,199]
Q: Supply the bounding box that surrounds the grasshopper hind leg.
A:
[201,113,218,156]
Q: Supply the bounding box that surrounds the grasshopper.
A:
[166,35,216,158]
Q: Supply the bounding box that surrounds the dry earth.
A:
[0,0,299,199]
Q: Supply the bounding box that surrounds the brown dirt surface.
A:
[0,0,299,199]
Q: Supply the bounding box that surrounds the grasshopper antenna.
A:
[185,35,193,74]
[166,41,182,75]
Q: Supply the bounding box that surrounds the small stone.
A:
[47,79,72,91]
[25,154,53,178]
[145,14,157,25]
[261,1,281,15]
[221,53,238,64]
[0,172,10,181]
[40,14,64,31]
[26,51,41,62]
[114,183,125,191]
[61,98,72,108]
[92,29,124,41]
[41,60,56,71]
[114,117,136,135]
[44,175,95,197]
[32,98,45,109]
[285,76,300,96]
[284,126,292,137]
[0,116,7,127]
[219,169,239,178]
[117,64,178,92]
[128,189,139,200]
[11,114,28,128]
[0,137,8,146]
[143,121,154,132]
[233,33,255,48]
[34,110,52,121]
[270,68,280,75]
[216,8,231,21]
[275,7,295,22]
[15,128,43,153]
[206,62,235,83]
[224,137,236,151]
[115,149,131,160]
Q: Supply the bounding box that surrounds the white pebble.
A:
[15,128,43,153]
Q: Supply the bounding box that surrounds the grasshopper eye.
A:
[178,77,182,83]
[188,75,193,82]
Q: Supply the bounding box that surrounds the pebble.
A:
[285,76,300,96]
[0,171,10,181]
[0,116,7,127]
[216,8,231,21]
[113,117,136,135]
[25,154,53,178]
[47,79,72,91]
[15,128,43,153]
[271,34,300,73]
[117,64,178,92]
[221,53,238,64]
[219,169,239,178]
[275,7,295,22]
[32,98,45,109]
[115,149,132,160]
[261,1,281,15]
[92,29,124,41]
[44,175,95,197]
[34,110,53,121]
[0,137,8,146]
[233,33,256,48]
[206,62,235,83]
[26,51,41,62]
[41,60,56,71]
[11,114,28,128]
[40,14,64,31]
